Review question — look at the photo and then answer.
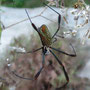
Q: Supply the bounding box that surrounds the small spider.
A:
[8,3,76,89]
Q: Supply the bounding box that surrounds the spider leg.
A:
[43,3,61,38]
[25,9,39,32]
[50,44,76,57]
[56,34,64,38]
[53,35,64,43]
[35,49,45,79]
[9,69,33,80]
[53,37,57,43]
[16,47,42,54]
[8,47,45,80]
[8,64,33,80]
[50,50,69,89]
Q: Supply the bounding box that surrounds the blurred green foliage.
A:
[1,0,43,8]
[1,0,25,7]
[64,0,90,7]
[1,0,90,8]
[0,24,2,39]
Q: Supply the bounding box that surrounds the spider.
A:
[7,3,76,89]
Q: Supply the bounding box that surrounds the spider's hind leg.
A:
[50,44,76,57]
[7,47,44,80]
[50,50,69,89]
[34,49,45,79]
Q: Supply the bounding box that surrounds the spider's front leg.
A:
[43,3,61,38]
[25,9,39,32]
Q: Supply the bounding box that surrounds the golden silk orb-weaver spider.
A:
[8,3,76,89]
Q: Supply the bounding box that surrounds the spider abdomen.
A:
[38,25,52,47]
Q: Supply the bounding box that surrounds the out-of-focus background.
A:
[0,0,90,90]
